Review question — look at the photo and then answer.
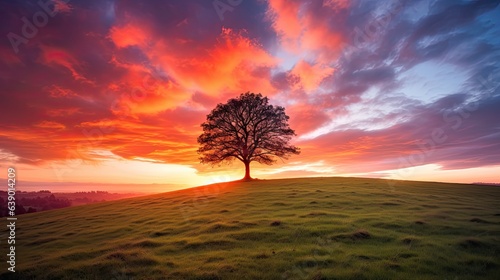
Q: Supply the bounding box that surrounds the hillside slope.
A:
[1,177,500,279]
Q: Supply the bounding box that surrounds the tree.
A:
[197,92,300,180]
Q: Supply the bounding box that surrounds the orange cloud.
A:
[109,23,149,48]
[150,28,278,98]
[70,109,205,166]
[108,25,279,116]
[123,82,191,114]
[290,60,335,91]
[107,61,191,115]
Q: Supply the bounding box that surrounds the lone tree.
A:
[197,92,300,180]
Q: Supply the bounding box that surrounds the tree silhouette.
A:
[198,92,300,180]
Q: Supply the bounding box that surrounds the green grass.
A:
[2,177,500,279]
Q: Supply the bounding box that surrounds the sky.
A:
[0,0,499,192]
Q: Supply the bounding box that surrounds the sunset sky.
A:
[1,0,499,192]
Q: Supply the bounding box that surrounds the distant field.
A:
[1,177,499,279]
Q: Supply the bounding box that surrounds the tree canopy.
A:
[197,92,300,180]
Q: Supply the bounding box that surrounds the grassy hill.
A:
[2,177,500,279]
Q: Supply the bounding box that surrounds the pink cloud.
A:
[287,103,331,135]
[39,45,90,83]
[46,85,79,98]
[35,120,66,130]
[266,0,347,60]
[53,0,73,14]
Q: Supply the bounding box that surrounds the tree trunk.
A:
[243,161,251,180]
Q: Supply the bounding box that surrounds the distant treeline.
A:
[74,191,110,194]
[10,190,110,194]
[0,194,71,216]
[473,182,500,186]
[0,190,143,216]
